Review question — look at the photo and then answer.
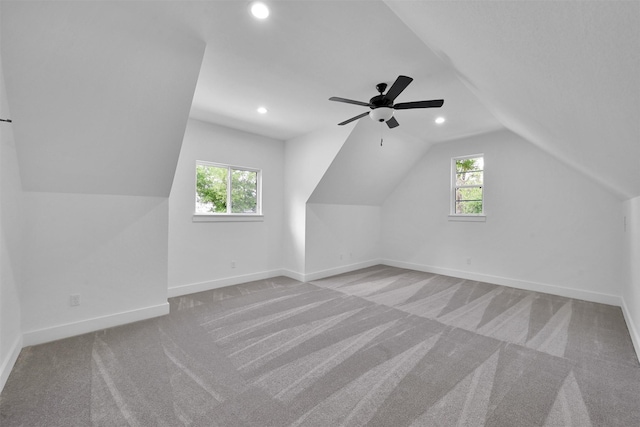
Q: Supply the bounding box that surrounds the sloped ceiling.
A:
[386,1,640,199]
[186,0,500,144]
[308,120,430,205]
[2,1,637,201]
[1,1,205,196]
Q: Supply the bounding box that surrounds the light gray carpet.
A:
[1,266,639,426]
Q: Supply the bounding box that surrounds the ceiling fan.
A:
[329,75,444,128]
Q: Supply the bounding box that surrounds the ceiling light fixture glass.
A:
[250,2,270,19]
[435,116,446,124]
[370,107,394,123]
[257,106,268,114]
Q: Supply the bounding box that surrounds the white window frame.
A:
[449,154,486,222]
[193,160,263,222]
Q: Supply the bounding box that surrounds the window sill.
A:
[192,214,264,223]
[448,215,486,222]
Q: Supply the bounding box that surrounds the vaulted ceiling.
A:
[2,1,205,196]
[2,1,638,199]
[386,1,640,200]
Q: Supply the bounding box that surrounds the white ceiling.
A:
[386,1,640,199]
[309,121,431,206]
[165,0,502,143]
[2,1,205,196]
[2,1,639,199]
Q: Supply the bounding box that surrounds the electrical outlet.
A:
[70,294,81,307]
[231,260,236,269]
[466,258,472,265]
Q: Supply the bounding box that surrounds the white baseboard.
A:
[0,335,23,393]
[382,259,621,306]
[168,269,288,298]
[279,269,306,282]
[168,261,384,296]
[303,259,383,282]
[22,302,170,347]
[621,298,640,363]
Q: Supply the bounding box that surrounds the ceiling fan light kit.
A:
[330,75,444,129]
[370,107,393,123]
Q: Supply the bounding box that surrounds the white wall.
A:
[21,193,169,345]
[382,129,624,304]
[283,125,354,277]
[386,1,640,200]
[0,24,23,391]
[305,204,381,279]
[308,120,433,205]
[2,0,204,197]
[168,119,285,296]
[301,118,433,282]
[623,196,640,356]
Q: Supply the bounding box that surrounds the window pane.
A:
[455,201,483,214]
[455,157,482,172]
[231,169,258,213]
[456,170,483,186]
[195,164,227,213]
[456,186,483,201]
[455,157,483,186]
[455,186,483,214]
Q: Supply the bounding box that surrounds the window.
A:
[452,154,484,216]
[195,161,261,215]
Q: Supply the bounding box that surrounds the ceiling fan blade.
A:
[394,99,444,110]
[386,116,399,129]
[338,111,370,126]
[329,97,371,107]
[384,75,413,102]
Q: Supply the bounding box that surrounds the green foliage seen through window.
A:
[455,157,483,214]
[196,163,258,214]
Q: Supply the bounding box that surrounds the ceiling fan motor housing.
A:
[370,94,393,108]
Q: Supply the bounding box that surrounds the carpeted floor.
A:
[1,265,639,426]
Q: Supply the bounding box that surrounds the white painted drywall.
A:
[20,193,169,343]
[308,120,433,205]
[623,196,640,356]
[386,0,640,199]
[0,27,23,391]
[168,119,284,295]
[283,125,354,277]
[305,204,382,278]
[1,1,204,197]
[304,120,430,279]
[382,129,624,303]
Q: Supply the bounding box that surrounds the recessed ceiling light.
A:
[257,106,268,114]
[250,2,269,20]
[435,117,446,124]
